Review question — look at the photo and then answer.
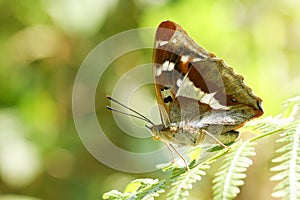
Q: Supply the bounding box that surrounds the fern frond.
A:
[102,189,127,199]
[166,163,210,200]
[212,141,256,200]
[136,179,166,200]
[270,122,300,199]
[242,115,289,136]
[102,178,166,200]
[281,95,300,118]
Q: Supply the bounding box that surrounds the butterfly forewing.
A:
[153,21,215,125]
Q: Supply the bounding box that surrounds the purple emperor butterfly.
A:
[107,20,263,169]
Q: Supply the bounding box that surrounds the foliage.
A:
[102,95,300,200]
[270,123,300,199]
[103,179,166,200]
[212,141,256,200]
[270,96,300,199]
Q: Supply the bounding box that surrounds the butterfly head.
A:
[146,124,165,141]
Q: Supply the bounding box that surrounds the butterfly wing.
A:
[153,21,263,132]
[153,21,214,125]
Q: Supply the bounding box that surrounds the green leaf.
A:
[102,190,127,199]
[167,164,209,200]
[212,141,256,200]
[270,122,300,199]
[124,181,142,194]
[281,95,300,118]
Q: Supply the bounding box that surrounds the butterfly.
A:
[107,20,263,169]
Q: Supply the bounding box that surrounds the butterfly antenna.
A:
[106,95,155,126]
[106,106,154,125]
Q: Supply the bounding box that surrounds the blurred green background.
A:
[1,0,300,199]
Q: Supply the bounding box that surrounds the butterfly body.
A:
[151,123,205,146]
[151,109,248,147]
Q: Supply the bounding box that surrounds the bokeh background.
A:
[1,0,300,199]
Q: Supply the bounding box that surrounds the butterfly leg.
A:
[202,129,230,149]
[167,143,190,170]
[165,143,176,163]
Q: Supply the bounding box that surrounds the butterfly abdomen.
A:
[159,122,206,146]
